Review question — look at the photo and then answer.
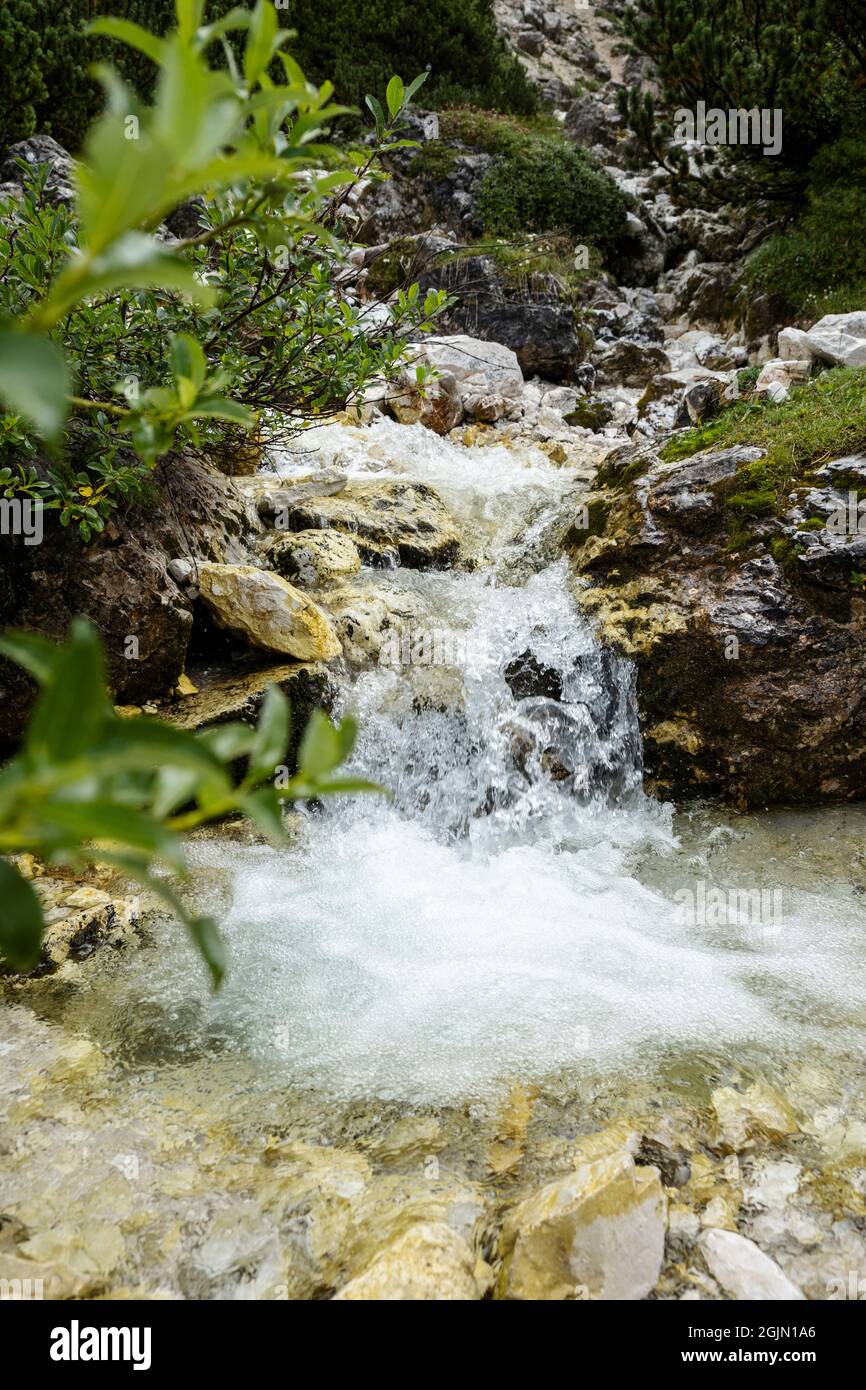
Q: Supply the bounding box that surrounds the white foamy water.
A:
[185,811,863,1101]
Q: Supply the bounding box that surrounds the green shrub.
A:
[286,0,536,117]
[0,2,182,153]
[617,0,866,208]
[433,110,630,254]
[0,4,404,988]
[742,138,866,320]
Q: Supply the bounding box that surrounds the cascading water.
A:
[142,419,866,1105]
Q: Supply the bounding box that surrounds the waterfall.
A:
[83,417,866,1107]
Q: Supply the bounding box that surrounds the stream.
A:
[3,418,866,1298]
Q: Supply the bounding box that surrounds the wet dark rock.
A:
[674,262,734,323]
[416,252,587,381]
[504,651,564,701]
[564,94,619,150]
[594,339,671,387]
[647,447,764,533]
[0,456,260,751]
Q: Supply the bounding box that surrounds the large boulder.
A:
[793,310,866,369]
[753,357,811,403]
[674,261,735,323]
[594,339,671,387]
[258,529,361,587]
[397,334,524,421]
[699,1230,804,1301]
[0,135,74,205]
[416,256,585,382]
[462,299,584,383]
[276,479,461,569]
[389,369,464,434]
[195,563,341,660]
[564,93,620,150]
[160,659,337,771]
[497,1152,666,1300]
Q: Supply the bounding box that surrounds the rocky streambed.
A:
[3,410,866,1301]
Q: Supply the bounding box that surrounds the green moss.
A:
[736,365,760,394]
[406,143,461,182]
[364,237,427,297]
[567,495,611,547]
[435,234,602,298]
[796,516,826,531]
[565,398,615,431]
[725,489,776,515]
[769,536,805,564]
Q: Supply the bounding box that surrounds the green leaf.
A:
[63,235,215,314]
[244,0,279,87]
[45,800,185,867]
[241,786,286,841]
[87,17,167,66]
[0,330,71,443]
[197,722,256,762]
[186,397,255,426]
[0,860,44,972]
[98,718,229,780]
[247,685,290,781]
[187,914,226,989]
[404,72,429,104]
[385,75,405,120]
[365,94,385,132]
[297,710,356,779]
[169,333,207,391]
[151,765,204,819]
[198,8,252,51]
[175,0,206,43]
[26,619,109,765]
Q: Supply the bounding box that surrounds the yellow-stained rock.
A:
[497,1151,666,1300]
[333,1223,483,1300]
[712,1081,798,1152]
[196,562,341,661]
[259,529,361,587]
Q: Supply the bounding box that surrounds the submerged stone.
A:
[333,1223,484,1300]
